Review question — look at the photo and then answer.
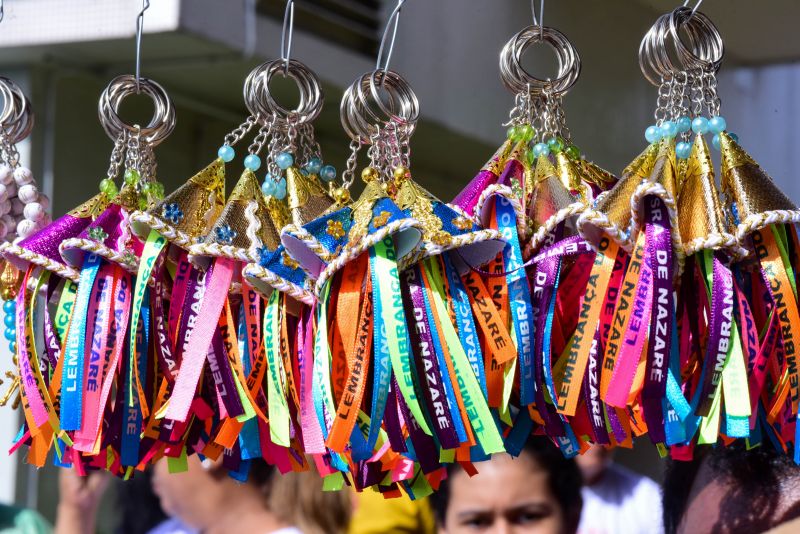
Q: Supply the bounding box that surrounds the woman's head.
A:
[431,437,583,534]
[152,455,351,533]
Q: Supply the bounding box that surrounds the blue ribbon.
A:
[122,286,149,467]
[61,253,103,431]
[237,304,261,460]
[366,248,392,453]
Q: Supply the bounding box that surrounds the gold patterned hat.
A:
[719,132,800,241]
[60,184,145,274]
[578,142,659,251]
[630,139,680,239]
[678,134,745,258]
[188,169,283,271]
[0,192,109,281]
[130,159,226,249]
[285,165,335,226]
[526,154,585,254]
[393,169,504,272]
[311,175,421,295]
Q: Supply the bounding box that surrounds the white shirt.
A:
[577,463,663,534]
[148,519,303,534]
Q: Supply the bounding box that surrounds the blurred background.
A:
[0,0,797,530]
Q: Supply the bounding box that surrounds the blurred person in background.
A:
[55,456,351,534]
[662,444,800,534]
[348,489,436,534]
[0,503,51,534]
[575,445,662,534]
[431,436,583,534]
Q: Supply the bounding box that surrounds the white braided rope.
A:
[736,211,800,243]
[190,242,254,263]
[684,233,748,260]
[59,238,139,274]
[281,223,329,259]
[398,228,503,270]
[242,263,315,306]
[118,209,132,254]
[474,184,528,235]
[577,209,632,252]
[315,218,419,296]
[526,203,584,256]
[129,212,193,249]
[631,181,685,276]
[0,242,80,281]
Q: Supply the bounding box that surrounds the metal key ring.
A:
[340,69,418,143]
[500,25,581,96]
[98,75,175,146]
[246,58,323,126]
[639,7,723,86]
[0,78,34,144]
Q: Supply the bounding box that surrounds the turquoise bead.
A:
[712,134,721,150]
[677,116,692,133]
[7,342,14,353]
[547,137,563,153]
[274,179,287,200]
[276,152,294,170]
[320,165,337,182]
[305,157,323,175]
[691,117,709,134]
[2,300,14,313]
[4,327,14,341]
[709,116,727,134]
[218,144,235,163]
[676,141,692,159]
[261,177,276,196]
[532,143,550,157]
[660,121,678,138]
[645,125,661,144]
[730,132,739,143]
[244,154,262,171]
[3,313,13,328]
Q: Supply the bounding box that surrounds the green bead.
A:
[507,126,520,140]
[99,178,117,196]
[547,137,564,154]
[150,182,165,200]
[124,168,140,185]
[138,196,148,210]
[526,149,537,165]
[565,145,581,160]
[519,125,535,142]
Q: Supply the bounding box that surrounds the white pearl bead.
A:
[23,202,45,222]
[38,195,50,211]
[0,202,10,217]
[1,214,14,229]
[4,183,16,199]
[16,219,36,239]
[0,165,13,186]
[17,184,38,203]
[0,184,8,204]
[11,199,24,216]
[13,167,33,186]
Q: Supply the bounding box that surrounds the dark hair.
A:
[662,444,800,534]
[430,436,583,530]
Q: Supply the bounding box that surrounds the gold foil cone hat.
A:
[285,166,334,226]
[578,142,659,251]
[130,159,226,249]
[189,169,280,268]
[555,151,589,200]
[678,135,743,257]
[631,139,680,238]
[527,154,584,253]
[719,132,800,240]
[393,170,504,271]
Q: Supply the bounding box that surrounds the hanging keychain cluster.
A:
[3,0,800,499]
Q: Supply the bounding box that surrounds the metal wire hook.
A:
[375,0,406,73]
[682,0,704,19]
[531,0,545,39]
[0,0,5,24]
[280,0,295,74]
[135,0,151,94]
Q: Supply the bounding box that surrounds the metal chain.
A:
[140,144,157,183]
[223,115,258,147]
[702,69,721,117]
[106,132,126,180]
[690,69,704,119]
[341,139,360,190]
[0,133,19,168]
[298,122,322,167]
[247,122,271,156]
[124,126,142,174]
[654,75,673,126]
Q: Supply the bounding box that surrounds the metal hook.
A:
[375,0,406,73]
[135,0,151,94]
[531,0,545,39]
[682,0,704,18]
[0,0,5,24]
[280,1,295,74]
